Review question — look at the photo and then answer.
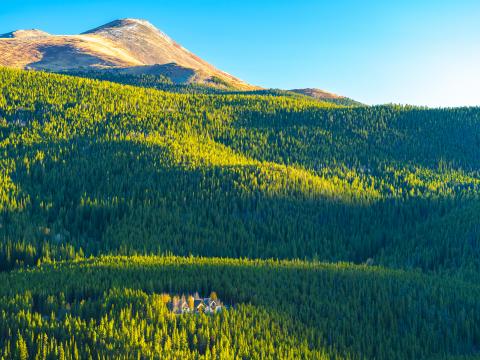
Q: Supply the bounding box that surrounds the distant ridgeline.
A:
[1,67,480,359]
[59,68,229,95]
[59,68,363,105]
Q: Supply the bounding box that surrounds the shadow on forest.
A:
[1,136,479,273]
[233,107,480,171]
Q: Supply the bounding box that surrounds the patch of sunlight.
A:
[143,132,380,203]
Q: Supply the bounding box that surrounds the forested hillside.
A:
[1,67,480,359]
[60,69,362,105]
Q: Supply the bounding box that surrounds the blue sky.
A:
[1,0,479,106]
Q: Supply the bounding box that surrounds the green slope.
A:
[1,67,480,359]
[1,255,479,359]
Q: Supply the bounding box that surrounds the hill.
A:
[0,18,255,90]
[290,88,363,106]
[0,19,360,100]
[58,69,364,106]
[1,255,479,359]
[0,67,480,359]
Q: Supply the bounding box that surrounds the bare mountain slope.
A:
[0,29,51,39]
[290,88,362,106]
[290,88,344,100]
[0,18,255,90]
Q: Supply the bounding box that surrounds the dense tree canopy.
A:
[0,67,479,359]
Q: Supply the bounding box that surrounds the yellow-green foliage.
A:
[1,67,480,359]
[0,255,479,359]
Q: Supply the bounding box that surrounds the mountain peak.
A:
[0,18,256,90]
[121,18,154,25]
[82,18,159,35]
[0,29,50,39]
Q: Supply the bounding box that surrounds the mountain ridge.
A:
[289,88,363,105]
[290,88,344,100]
[0,19,355,98]
[0,18,256,90]
[0,29,51,39]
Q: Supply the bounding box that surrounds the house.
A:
[205,299,221,313]
[170,293,223,314]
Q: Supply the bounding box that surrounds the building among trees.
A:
[170,292,223,314]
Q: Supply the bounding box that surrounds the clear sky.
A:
[1,0,479,107]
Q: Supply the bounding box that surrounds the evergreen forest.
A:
[1,67,480,359]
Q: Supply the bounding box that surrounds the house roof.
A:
[194,299,204,308]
